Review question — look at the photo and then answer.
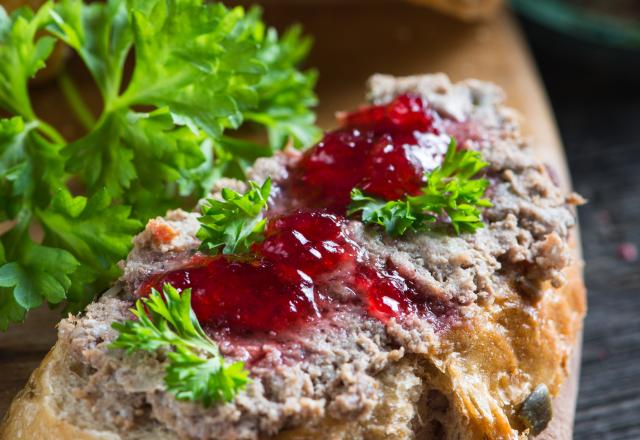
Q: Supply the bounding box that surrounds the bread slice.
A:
[0,74,586,440]
[0,275,584,440]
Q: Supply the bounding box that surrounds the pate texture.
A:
[55,74,581,440]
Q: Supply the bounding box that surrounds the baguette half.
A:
[1,74,586,440]
[1,265,584,439]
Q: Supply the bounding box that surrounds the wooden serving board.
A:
[0,3,582,438]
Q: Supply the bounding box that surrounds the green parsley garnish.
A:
[111,283,250,406]
[197,178,271,255]
[0,0,319,329]
[348,139,492,236]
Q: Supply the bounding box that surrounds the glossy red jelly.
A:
[141,212,353,333]
[140,211,451,333]
[343,94,436,134]
[360,132,427,200]
[290,128,376,211]
[140,256,322,333]
[140,96,458,336]
[259,211,358,281]
[354,264,453,327]
[355,264,417,321]
[291,94,445,211]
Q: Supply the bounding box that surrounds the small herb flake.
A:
[111,283,250,406]
[348,139,492,236]
[197,178,271,255]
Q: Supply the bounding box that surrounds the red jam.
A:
[142,257,322,333]
[140,211,451,334]
[355,264,454,330]
[291,94,446,212]
[360,132,433,200]
[259,211,358,280]
[290,128,376,211]
[342,94,436,134]
[140,95,459,337]
[355,265,421,321]
[140,212,352,333]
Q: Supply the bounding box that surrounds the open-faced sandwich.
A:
[0,73,585,440]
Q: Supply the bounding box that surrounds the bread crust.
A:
[0,347,119,440]
[0,340,176,440]
[0,255,585,440]
[0,72,586,439]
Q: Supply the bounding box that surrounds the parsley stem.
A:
[36,120,65,145]
[58,70,96,131]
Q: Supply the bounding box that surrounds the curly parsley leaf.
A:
[0,3,56,119]
[37,188,142,302]
[197,178,271,255]
[0,240,23,329]
[62,108,205,208]
[348,190,424,236]
[0,0,318,328]
[45,0,318,203]
[48,0,131,104]
[0,116,32,218]
[247,21,321,150]
[348,139,492,236]
[0,236,79,330]
[111,283,250,406]
[412,139,493,234]
[0,116,65,220]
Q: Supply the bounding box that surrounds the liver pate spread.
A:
[56,74,582,440]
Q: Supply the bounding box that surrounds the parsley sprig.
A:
[348,139,492,236]
[0,0,319,329]
[197,178,271,255]
[111,283,250,406]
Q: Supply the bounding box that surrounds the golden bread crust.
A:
[0,348,118,440]
[0,70,585,439]
[1,251,584,439]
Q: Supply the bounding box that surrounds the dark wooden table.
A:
[521,18,640,440]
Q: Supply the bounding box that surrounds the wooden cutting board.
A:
[0,3,582,438]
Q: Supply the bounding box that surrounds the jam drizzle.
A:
[290,94,449,212]
[140,94,459,338]
[141,211,452,335]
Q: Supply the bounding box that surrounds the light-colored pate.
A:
[55,74,582,440]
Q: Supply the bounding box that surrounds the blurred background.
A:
[518,2,640,438]
[0,0,639,438]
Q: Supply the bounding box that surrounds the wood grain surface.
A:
[0,3,586,437]
[522,19,640,437]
